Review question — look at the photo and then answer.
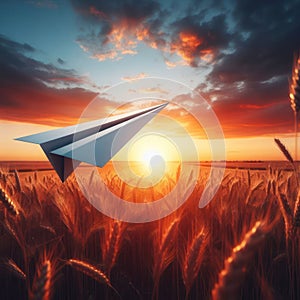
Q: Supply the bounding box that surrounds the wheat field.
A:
[0,159,299,299]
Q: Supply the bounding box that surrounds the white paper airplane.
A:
[16,103,168,181]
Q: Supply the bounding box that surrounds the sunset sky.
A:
[1,0,300,161]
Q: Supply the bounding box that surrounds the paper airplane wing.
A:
[16,103,168,181]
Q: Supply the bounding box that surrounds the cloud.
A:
[121,72,147,82]
[205,1,300,86]
[71,0,300,80]
[168,14,232,67]
[0,35,89,89]
[4,0,300,138]
[193,0,300,137]
[73,0,163,61]
[57,58,65,65]
[71,0,232,66]
[0,35,116,126]
[195,76,293,137]
[139,87,168,95]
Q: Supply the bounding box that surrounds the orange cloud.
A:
[169,31,216,65]
[75,4,222,67]
[85,19,142,62]
[139,87,168,95]
[81,21,217,67]
[121,72,147,82]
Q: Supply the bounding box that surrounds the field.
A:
[0,159,299,300]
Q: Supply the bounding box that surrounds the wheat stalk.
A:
[212,221,267,300]
[289,51,300,160]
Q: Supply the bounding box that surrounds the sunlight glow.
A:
[142,150,161,164]
[128,134,180,164]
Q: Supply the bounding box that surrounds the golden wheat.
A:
[277,193,293,240]
[212,222,267,300]
[292,190,300,233]
[0,185,19,216]
[102,220,124,276]
[152,218,179,297]
[289,52,300,160]
[289,52,300,113]
[67,259,111,287]
[182,228,208,298]
[0,164,299,299]
[4,258,26,280]
[274,138,294,164]
[31,260,52,300]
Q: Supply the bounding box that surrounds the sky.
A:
[0,0,300,161]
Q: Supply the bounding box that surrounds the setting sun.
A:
[127,134,181,163]
[142,150,161,165]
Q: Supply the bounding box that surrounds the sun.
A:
[142,150,161,165]
[111,133,181,179]
[127,134,180,179]
[128,134,180,164]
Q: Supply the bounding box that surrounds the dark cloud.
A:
[207,0,300,85]
[57,58,65,65]
[0,35,87,88]
[0,35,99,126]
[71,0,160,21]
[169,13,233,66]
[183,78,293,138]
[208,1,300,84]
[71,0,233,66]
[193,0,300,137]
[196,74,293,137]
[0,35,35,53]
[71,0,300,75]
[73,0,166,61]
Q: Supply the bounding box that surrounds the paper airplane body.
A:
[16,103,168,181]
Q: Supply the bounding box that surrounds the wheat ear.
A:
[289,51,300,160]
[159,218,180,254]
[276,193,293,240]
[292,190,300,235]
[0,185,19,216]
[182,229,208,298]
[212,222,267,300]
[103,221,124,276]
[274,138,299,189]
[274,138,294,164]
[68,259,111,287]
[31,260,52,300]
[13,169,22,192]
[152,218,179,295]
[4,258,26,280]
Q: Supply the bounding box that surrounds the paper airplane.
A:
[16,103,168,181]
